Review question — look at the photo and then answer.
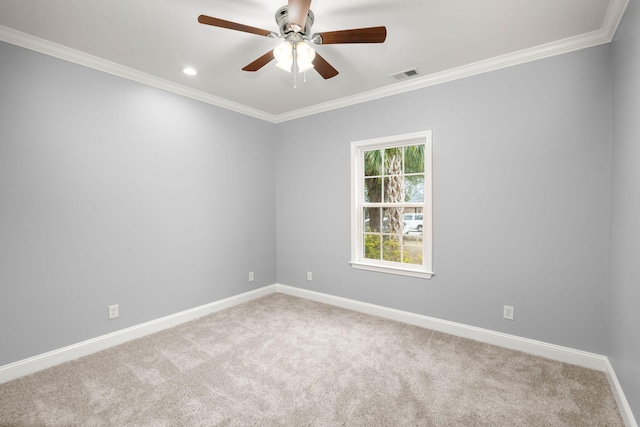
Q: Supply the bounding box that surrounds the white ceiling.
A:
[0,0,628,122]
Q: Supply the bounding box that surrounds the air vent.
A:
[390,68,420,81]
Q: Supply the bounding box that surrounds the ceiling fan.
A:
[198,0,387,80]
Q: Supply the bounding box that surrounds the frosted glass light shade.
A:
[296,41,316,72]
[274,42,293,72]
[273,40,316,73]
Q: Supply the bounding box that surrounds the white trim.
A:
[0,0,629,124]
[605,358,639,427]
[0,285,276,384]
[350,261,434,279]
[603,0,630,40]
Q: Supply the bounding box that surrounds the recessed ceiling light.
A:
[182,67,197,76]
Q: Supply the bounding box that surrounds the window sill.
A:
[349,261,434,279]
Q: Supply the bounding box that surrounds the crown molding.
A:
[0,0,628,124]
[602,0,630,40]
[275,0,628,123]
[0,25,278,123]
[275,0,629,123]
[275,33,605,123]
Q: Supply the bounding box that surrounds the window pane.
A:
[404,144,425,174]
[403,234,423,265]
[364,177,382,202]
[382,235,401,262]
[384,176,404,203]
[364,150,382,177]
[364,207,383,232]
[402,211,423,234]
[384,147,403,176]
[405,175,424,202]
[364,234,381,260]
[384,206,404,234]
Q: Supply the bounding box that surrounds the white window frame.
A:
[350,131,433,279]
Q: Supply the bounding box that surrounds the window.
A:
[350,131,433,279]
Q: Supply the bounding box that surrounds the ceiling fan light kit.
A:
[198,0,387,81]
[295,41,316,72]
[274,41,294,71]
[274,39,316,73]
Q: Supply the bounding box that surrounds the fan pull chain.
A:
[293,43,298,90]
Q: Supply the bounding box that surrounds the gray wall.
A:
[0,42,277,365]
[611,0,640,418]
[276,45,613,354]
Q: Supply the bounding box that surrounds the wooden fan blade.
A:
[316,26,387,44]
[242,50,275,72]
[198,15,272,37]
[312,52,338,79]
[287,0,312,32]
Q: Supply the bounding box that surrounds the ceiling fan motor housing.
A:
[276,6,314,35]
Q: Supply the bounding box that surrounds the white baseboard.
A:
[0,285,277,384]
[1,283,635,427]
[605,358,639,427]
[275,283,637,427]
[274,284,608,370]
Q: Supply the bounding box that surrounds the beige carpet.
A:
[0,293,624,426]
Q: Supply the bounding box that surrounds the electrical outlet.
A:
[503,305,514,320]
[307,271,312,281]
[249,271,254,282]
[108,304,119,320]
